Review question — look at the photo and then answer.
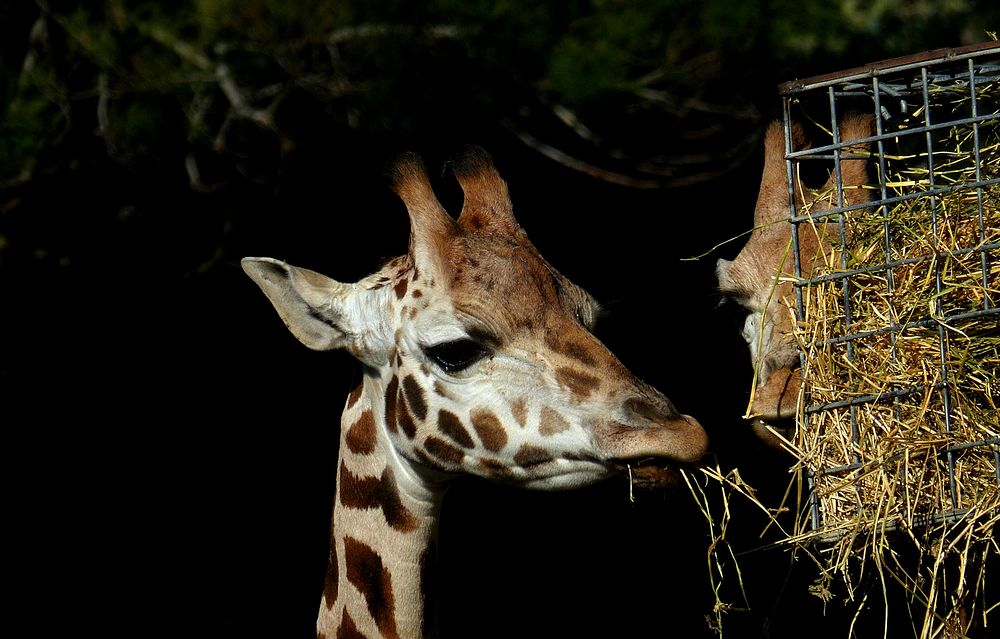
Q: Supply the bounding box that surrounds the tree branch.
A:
[502,119,662,189]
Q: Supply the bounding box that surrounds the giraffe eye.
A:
[424,339,489,374]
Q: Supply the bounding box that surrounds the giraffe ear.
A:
[242,257,385,356]
[452,146,523,237]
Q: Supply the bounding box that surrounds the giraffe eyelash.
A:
[422,339,491,375]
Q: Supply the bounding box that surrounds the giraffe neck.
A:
[318,377,444,639]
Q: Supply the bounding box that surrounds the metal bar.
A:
[872,75,906,444]
[809,306,1000,349]
[969,58,993,309]
[826,86,863,468]
[787,177,1000,224]
[813,440,1000,477]
[920,65,960,511]
[793,242,1000,288]
[779,42,1000,95]
[804,381,941,415]
[833,68,1000,100]
[783,94,823,531]
[784,112,1000,160]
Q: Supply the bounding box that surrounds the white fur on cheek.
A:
[741,312,760,348]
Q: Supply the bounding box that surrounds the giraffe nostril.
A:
[623,396,681,425]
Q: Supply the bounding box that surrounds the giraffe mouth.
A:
[615,457,683,489]
[750,417,796,452]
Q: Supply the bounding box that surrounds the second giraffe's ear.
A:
[242,257,389,362]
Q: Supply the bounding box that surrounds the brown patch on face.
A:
[477,457,514,478]
[412,289,422,298]
[335,611,368,639]
[433,381,453,400]
[408,307,418,319]
[346,383,363,409]
[343,536,399,639]
[544,332,598,366]
[338,462,419,532]
[393,278,408,300]
[465,211,487,229]
[345,410,377,455]
[470,409,507,451]
[514,444,554,468]
[384,377,399,434]
[555,367,601,399]
[413,449,437,468]
[510,398,528,427]
[396,394,418,439]
[425,435,465,465]
[538,406,571,436]
[402,375,428,421]
[438,409,475,448]
[517,316,537,331]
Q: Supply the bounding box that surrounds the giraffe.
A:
[716,115,874,447]
[242,147,708,638]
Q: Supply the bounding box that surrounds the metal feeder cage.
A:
[778,42,1000,536]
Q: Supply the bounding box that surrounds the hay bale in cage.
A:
[778,45,1000,635]
[697,45,999,637]
[788,57,999,538]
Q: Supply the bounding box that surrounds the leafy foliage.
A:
[0,0,995,271]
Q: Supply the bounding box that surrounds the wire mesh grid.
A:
[779,43,1000,537]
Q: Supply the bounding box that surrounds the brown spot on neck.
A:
[470,409,507,451]
[338,462,419,532]
[335,611,367,639]
[346,383,364,409]
[323,532,339,610]
[384,377,399,434]
[555,367,601,399]
[343,536,399,639]
[538,406,571,436]
[345,410,377,455]
[393,277,408,300]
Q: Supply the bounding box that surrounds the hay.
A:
[783,69,1000,635]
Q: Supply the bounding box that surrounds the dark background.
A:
[2,2,996,638]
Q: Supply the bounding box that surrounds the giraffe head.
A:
[244,147,707,489]
[716,116,873,445]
